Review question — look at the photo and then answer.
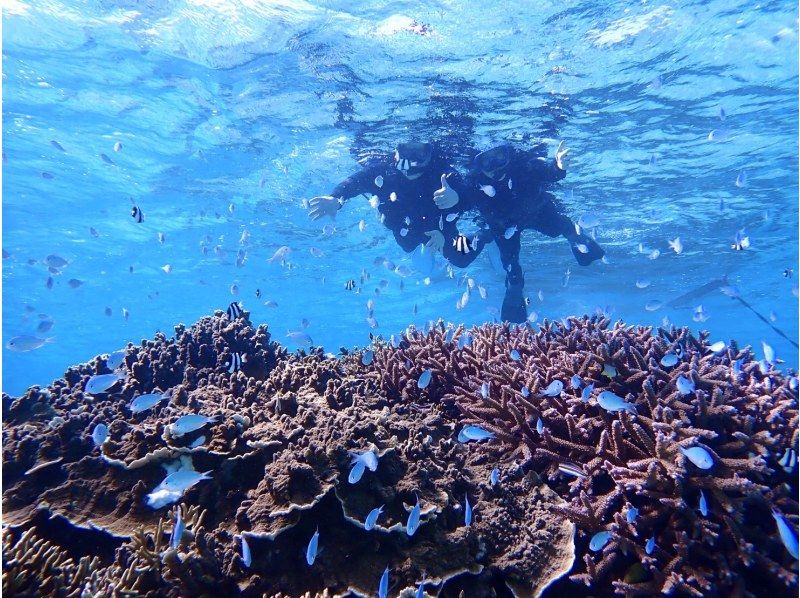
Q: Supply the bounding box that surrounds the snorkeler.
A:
[464,142,605,323]
[307,141,485,268]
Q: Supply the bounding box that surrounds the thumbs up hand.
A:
[433,173,459,209]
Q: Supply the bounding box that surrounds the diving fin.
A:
[570,235,605,266]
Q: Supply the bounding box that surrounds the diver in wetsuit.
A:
[465,142,604,323]
[307,141,483,268]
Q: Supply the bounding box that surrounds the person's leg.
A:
[497,236,527,323]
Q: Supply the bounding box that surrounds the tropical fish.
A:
[521,386,530,398]
[306,529,319,565]
[131,205,144,223]
[490,468,500,486]
[378,566,390,598]
[169,414,216,437]
[778,448,797,473]
[536,418,544,434]
[542,380,563,396]
[458,425,495,442]
[601,364,618,378]
[5,335,53,352]
[635,279,651,289]
[453,234,471,255]
[570,374,582,389]
[510,349,521,361]
[668,237,683,254]
[227,352,246,373]
[267,246,291,263]
[589,531,612,551]
[735,169,748,188]
[504,226,517,239]
[645,535,656,555]
[171,506,184,550]
[479,184,496,197]
[680,445,714,469]
[239,533,251,567]
[50,139,66,151]
[286,331,313,345]
[676,375,695,395]
[365,505,384,531]
[160,469,212,492]
[130,391,168,414]
[597,391,637,414]
[407,496,421,536]
[113,141,122,152]
[660,353,678,367]
[464,494,473,526]
[417,369,432,389]
[708,341,726,353]
[581,383,594,402]
[699,490,708,517]
[86,371,125,395]
[92,423,109,447]
[227,302,243,320]
[558,462,586,478]
[731,229,750,251]
[626,507,638,524]
[772,510,799,559]
[362,350,374,365]
[762,341,775,364]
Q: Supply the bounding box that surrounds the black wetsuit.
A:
[332,153,481,268]
[464,149,604,322]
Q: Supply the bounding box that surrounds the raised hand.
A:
[307,195,339,221]
[433,174,459,209]
[424,230,445,251]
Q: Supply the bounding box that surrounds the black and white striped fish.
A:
[131,205,144,223]
[778,448,797,473]
[227,301,243,320]
[345,279,356,291]
[453,234,471,255]
[396,158,410,172]
[227,352,246,373]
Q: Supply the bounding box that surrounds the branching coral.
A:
[369,316,798,596]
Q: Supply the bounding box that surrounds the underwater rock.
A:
[2,313,576,597]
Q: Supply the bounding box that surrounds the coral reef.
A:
[2,311,575,597]
[369,316,798,596]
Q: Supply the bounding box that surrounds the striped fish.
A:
[779,448,797,473]
[227,301,243,320]
[345,279,356,291]
[131,205,144,223]
[227,352,246,373]
[453,234,471,255]
[558,461,587,478]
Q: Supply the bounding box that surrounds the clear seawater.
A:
[2,0,798,397]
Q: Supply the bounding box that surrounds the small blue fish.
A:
[581,383,594,402]
[171,506,184,550]
[481,381,489,399]
[418,369,432,389]
[490,468,500,486]
[306,529,319,566]
[91,423,109,447]
[378,566,390,598]
[699,490,708,517]
[762,341,775,364]
[407,496,421,536]
[732,359,743,376]
[457,334,472,349]
[676,375,695,396]
[106,349,127,370]
[415,579,426,598]
[601,363,618,378]
[464,494,473,526]
[365,505,384,530]
[129,391,168,414]
[772,510,799,559]
[521,386,530,398]
[362,350,374,365]
[349,459,366,484]
[542,380,563,396]
[536,417,544,434]
[626,507,639,524]
[778,448,797,473]
[510,349,521,361]
[645,535,656,555]
[708,341,726,353]
[660,353,678,367]
[85,371,126,395]
[240,533,251,567]
[589,530,612,551]
[570,374,582,389]
[444,328,455,343]
[169,414,216,437]
[680,445,714,469]
[597,391,637,414]
[458,425,495,442]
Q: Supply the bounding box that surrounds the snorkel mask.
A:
[474,145,511,180]
[395,142,433,176]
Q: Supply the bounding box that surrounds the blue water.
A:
[3,1,798,397]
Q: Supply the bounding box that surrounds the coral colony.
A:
[2,308,797,597]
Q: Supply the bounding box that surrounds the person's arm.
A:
[522,140,570,183]
[308,163,386,220]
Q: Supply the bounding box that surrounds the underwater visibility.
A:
[2,1,798,597]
